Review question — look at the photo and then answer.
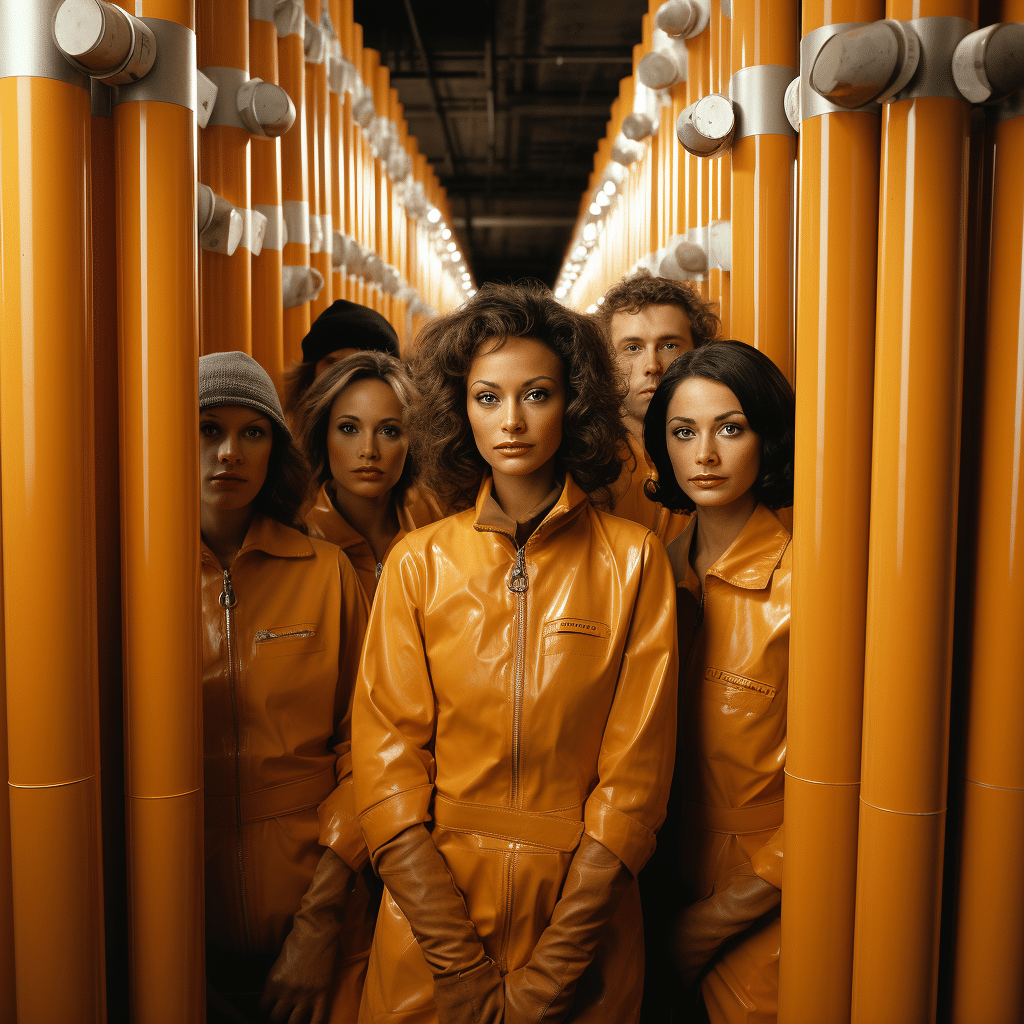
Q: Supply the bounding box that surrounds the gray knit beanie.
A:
[199,351,290,437]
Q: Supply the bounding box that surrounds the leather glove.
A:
[504,835,633,1024]
[260,847,353,1024]
[375,824,503,1024]
[672,860,781,986]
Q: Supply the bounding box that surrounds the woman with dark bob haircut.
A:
[350,282,679,1023]
[641,340,793,1024]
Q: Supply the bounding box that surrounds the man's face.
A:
[608,304,694,426]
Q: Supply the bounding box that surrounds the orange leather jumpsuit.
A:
[352,475,679,1022]
[201,515,375,1021]
[667,504,790,1024]
[609,432,689,543]
[306,483,443,599]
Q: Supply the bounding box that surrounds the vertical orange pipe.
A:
[91,79,130,1024]
[684,22,710,298]
[327,11,344,304]
[0,8,107,1018]
[950,2,1024,1015]
[280,3,311,363]
[852,3,976,1021]
[729,0,798,377]
[250,4,286,391]
[306,0,332,320]
[197,0,253,354]
[708,0,730,326]
[0,542,14,1020]
[780,4,883,1022]
[111,2,204,1021]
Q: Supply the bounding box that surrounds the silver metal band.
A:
[685,225,709,279]
[256,204,285,250]
[721,0,732,17]
[283,201,311,245]
[730,64,798,139]
[800,22,880,121]
[0,0,88,87]
[249,0,276,22]
[894,16,974,101]
[91,79,112,118]
[113,19,196,110]
[201,66,249,128]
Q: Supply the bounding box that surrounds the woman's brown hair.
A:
[411,282,627,512]
[252,426,311,532]
[292,350,418,504]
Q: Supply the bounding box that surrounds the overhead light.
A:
[589,203,601,216]
[596,191,610,208]
[427,207,442,223]
[441,228,452,239]
[582,223,597,241]
[446,241,457,252]
[603,180,617,196]
[462,272,471,281]
[573,245,587,259]
[451,250,461,261]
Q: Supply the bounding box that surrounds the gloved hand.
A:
[375,824,503,1024]
[672,860,781,986]
[504,835,633,1024]
[260,847,353,1024]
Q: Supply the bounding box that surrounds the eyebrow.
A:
[617,334,686,344]
[469,375,558,389]
[668,410,745,424]
[334,414,403,424]
[201,412,270,426]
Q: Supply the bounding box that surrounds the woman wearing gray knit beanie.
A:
[198,351,376,1024]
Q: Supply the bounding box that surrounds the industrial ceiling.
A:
[352,0,648,287]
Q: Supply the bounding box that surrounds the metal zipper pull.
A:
[375,561,383,581]
[220,569,236,608]
[507,544,529,593]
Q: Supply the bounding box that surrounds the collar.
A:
[671,503,790,597]
[307,481,417,552]
[201,514,314,566]
[473,474,588,543]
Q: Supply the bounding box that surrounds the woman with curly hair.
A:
[197,352,376,1024]
[351,283,679,1024]
[293,350,440,600]
[642,341,794,1024]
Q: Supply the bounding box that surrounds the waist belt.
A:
[685,799,784,835]
[205,766,336,828]
[433,794,584,852]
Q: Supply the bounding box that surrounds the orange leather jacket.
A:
[201,516,373,1016]
[609,432,689,543]
[306,482,443,599]
[352,475,678,1023]
[669,504,789,1021]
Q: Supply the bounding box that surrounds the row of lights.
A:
[426,207,476,298]
[554,176,620,301]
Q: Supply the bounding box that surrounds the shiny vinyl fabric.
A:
[609,432,689,544]
[353,475,678,1022]
[670,504,790,1024]
[306,482,444,599]
[201,515,374,1020]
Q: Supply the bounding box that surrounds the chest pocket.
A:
[253,623,324,658]
[542,617,611,658]
[703,666,776,713]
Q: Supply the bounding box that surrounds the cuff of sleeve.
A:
[359,785,435,864]
[318,784,370,872]
[584,799,655,877]
[751,827,783,889]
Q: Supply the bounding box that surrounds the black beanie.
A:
[300,299,400,364]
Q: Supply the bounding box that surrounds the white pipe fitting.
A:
[953,22,1024,104]
[273,0,304,38]
[53,0,156,85]
[675,238,709,274]
[784,76,802,132]
[282,266,324,307]
[654,0,710,39]
[197,70,218,129]
[709,219,731,272]
[638,30,688,91]
[676,94,734,157]
[308,214,324,255]
[237,78,296,138]
[197,184,244,256]
[610,132,644,166]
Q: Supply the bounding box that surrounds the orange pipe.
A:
[250,7,286,392]
[710,0,731,331]
[729,0,798,378]
[279,6,311,363]
[0,552,14,1023]
[197,0,252,355]
[684,21,711,299]
[950,3,1024,1015]
[327,13,344,304]
[851,3,976,1021]
[1,49,106,1021]
[111,2,205,1021]
[306,0,332,320]
[779,4,883,1021]
[91,80,130,1024]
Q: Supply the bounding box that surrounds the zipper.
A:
[220,569,253,950]
[253,627,316,643]
[506,544,528,808]
[375,561,384,581]
[498,851,517,975]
